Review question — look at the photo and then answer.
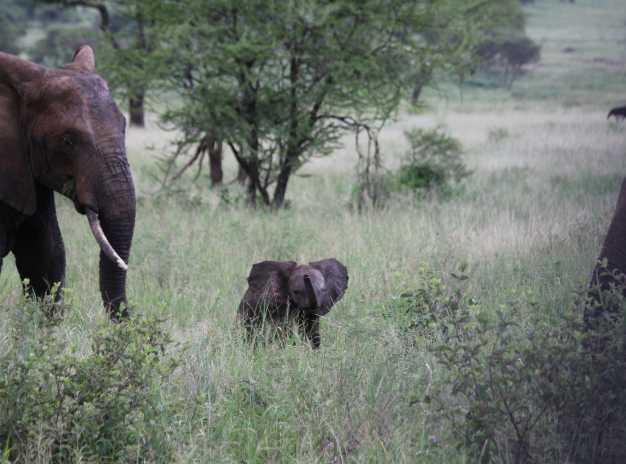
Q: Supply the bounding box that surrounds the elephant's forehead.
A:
[38,73,121,126]
[41,72,112,106]
[290,267,324,287]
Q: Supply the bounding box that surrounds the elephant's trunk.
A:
[303,274,319,308]
[94,154,136,320]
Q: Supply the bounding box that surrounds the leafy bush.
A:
[381,264,475,347]
[395,128,470,197]
[386,269,626,463]
[0,297,179,463]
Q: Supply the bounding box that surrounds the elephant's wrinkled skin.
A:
[238,258,349,348]
[586,178,626,330]
[0,46,135,319]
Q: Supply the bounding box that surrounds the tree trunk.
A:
[206,133,223,186]
[128,90,145,127]
[246,176,257,207]
[237,164,247,184]
[272,162,292,209]
[411,68,432,106]
[272,53,300,209]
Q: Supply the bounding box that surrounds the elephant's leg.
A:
[303,314,321,349]
[12,186,65,301]
[0,203,24,278]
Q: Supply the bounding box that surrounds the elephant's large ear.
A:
[240,260,298,312]
[68,45,96,72]
[309,258,349,315]
[0,52,43,215]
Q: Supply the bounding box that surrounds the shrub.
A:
[0,297,179,463]
[395,127,470,197]
[381,264,475,347]
[386,269,626,463]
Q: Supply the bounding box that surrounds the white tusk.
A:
[86,210,128,271]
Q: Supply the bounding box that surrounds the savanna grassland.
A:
[2,0,626,462]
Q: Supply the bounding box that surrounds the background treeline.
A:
[2,0,540,208]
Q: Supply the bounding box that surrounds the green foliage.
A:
[0,0,36,54]
[477,36,541,88]
[382,264,476,346]
[396,127,470,196]
[352,127,469,209]
[468,0,541,89]
[157,0,493,208]
[36,0,176,126]
[28,25,99,67]
[95,1,175,99]
[385,269,626,463]
[0,297,179,463]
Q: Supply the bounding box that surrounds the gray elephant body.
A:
[586,178,626,330]
[238,258,349,348]
[0,46,135,319]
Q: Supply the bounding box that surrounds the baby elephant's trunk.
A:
[303,274,319,308]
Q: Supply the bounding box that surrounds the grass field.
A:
[1,0,626,462]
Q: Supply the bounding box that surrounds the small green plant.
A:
[0,297,179,463]
[382,264,476,346]
[395,127,470,197]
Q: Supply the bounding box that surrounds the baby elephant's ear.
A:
[243,260,297,309]
[309,258,349,315]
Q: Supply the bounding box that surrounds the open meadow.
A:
[1,0,626,462]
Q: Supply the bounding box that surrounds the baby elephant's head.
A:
[239,258,348,348]
[288,266,327,310]
[240,258,348,318]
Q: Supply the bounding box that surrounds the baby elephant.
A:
[238,258,348,348]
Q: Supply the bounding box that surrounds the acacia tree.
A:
[158,0,493,208]
[409,0,528,103]
[38,0,167,127]
[471,0,540,88]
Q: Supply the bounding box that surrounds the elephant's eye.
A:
[62,134,74,147]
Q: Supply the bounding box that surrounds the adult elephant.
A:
[586,178,626,330]
[0,46,135,319]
